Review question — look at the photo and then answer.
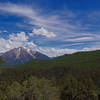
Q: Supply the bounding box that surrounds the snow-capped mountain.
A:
[0,47,50,66]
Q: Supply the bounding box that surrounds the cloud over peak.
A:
[0,32,36,53]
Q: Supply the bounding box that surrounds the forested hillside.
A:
[0,50,100,100]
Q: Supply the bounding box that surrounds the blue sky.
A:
[0,0,100,57]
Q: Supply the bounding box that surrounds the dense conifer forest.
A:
[0,50,100,100]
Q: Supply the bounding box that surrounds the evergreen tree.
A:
[60,75,97,100]
[6,81,22,100]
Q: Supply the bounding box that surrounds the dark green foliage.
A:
[0,75,97,100]
[60,75,96,100]
[0,76,59,100]
[0,50,100,99]
[0,58,4,66]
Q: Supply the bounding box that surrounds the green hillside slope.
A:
[1,50,100,81]
[1,50,100,100]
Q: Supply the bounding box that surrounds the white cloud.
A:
[9,32,28,42]
[0,32,100,57]
[31,27,56,38]
[0,3,87,41]
[0,3,35,19]
[34,46,100,57]
[0,30,8,33]
[0,3,100,43]
[66,37,94,42]
[27,41,37,48]
[82,47,100,51]
[34,47,78,57]
[0,32,36,53]
[3,30,8,32]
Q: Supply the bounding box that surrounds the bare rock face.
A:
[0,47,50,66]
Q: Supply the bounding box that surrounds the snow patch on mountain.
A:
[0,47,50,66]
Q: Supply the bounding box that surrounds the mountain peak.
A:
[0,47,50,66]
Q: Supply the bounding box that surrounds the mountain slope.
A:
[1,50,100,82]
[1,49,100,73]
[1,49,100,94]
[0,49,100,86]
[0,47,49,66]
[17,50,100,69]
